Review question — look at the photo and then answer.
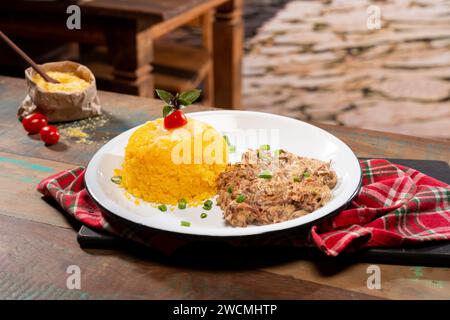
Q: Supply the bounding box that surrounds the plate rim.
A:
[85,110,362,237]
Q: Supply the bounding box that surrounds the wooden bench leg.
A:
[105,20,154,97]
[213,0,243,109]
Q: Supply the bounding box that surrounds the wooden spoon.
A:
[0,30,59,83]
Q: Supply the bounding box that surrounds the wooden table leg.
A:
[105,20,154,97]
[213,0,243,109]
[202,11,214,107]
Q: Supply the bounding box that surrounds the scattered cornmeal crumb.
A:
[134,199,140,205]
[63,128,88,138]
[59,127,92,144]
[58,115,109,145]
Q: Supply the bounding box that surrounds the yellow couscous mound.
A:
[118,118,228,206]
[32,71,90,93]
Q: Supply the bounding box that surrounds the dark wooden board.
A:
[78,159,450,267]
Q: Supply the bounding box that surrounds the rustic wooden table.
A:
[0,76,449,299]
[0,0,243,108]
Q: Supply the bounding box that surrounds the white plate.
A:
[85,111,361,237]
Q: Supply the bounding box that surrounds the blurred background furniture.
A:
[0,0,243,108]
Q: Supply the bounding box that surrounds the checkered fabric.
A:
[37,159,450,256]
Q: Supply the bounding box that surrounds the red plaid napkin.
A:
[37,159,450,256]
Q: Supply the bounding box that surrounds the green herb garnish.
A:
[178,90,202,106]
[162,105,173,117]
[223,135,236,153]
[258,170,273,179]
[200,213,207,219]
[203,200,213,210]
[227,186,233,194]
[156,89,201,117]
[158,204,167,212]
[257,149,271,160]
[303,171,311,178]
[293,176,301,182]
[178,198,187,209]
[236,194,246,203]
[111,176,122,184]
[223,135,231,146]
[180,221,191,227]
[274,149,282,156]
[260,144,270,151]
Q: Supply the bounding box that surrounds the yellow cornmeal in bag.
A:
[116,118,228,206]
[32,71,90,93]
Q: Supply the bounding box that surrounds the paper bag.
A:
[18,61,102,122]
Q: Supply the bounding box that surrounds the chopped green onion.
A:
[157,204,167,212]
[293,176,301,182]
[257,150,266,159]
[257,149,270,159]
[227,186,233,194]
[111,176,122,184]
[303,171,311,178]
[258,169,273,179]
[200,213,207,219]
[236,194,246,203]
[223,135,231,146]
[274,149,282,156]
[203,200,213,210]
[260,144,270,151]
[223,135,236,153]
[178,198,187,209]
[180,221,191,227]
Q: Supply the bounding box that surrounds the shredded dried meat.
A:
[217,149,337,227]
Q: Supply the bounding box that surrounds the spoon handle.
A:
[0,30,59,84]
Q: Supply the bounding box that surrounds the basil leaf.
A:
[162,105,173,117]
[155,89,174,104]
[179,89,202,105]
[178,99,190,106]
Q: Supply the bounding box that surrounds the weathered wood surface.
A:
[0,77,448,166]
[316,122,450,163]
[0,214,381,300]
[0,76,449,300]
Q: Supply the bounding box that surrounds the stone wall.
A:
[243,0,450,139]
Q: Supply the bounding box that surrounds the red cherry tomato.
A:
[164,109,187,129]
[22,113,48,134]
[40,125,60,145]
